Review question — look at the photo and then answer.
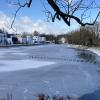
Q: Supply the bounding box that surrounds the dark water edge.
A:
[78,50,100,100]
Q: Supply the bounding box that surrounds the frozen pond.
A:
[0,44,100,100]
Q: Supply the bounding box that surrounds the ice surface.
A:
[88,48,100,56]
[0,44,99,100]
[0,60,55,72]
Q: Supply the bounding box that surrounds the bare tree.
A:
[46,0,100,26]
[85,22,100,37]
[8,0,100,27]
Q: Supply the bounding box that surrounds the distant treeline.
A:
[40,27,100,46]
[66,27,100,46]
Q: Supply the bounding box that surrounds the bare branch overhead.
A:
[9,0,100,27]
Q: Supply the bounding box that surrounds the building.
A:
[0,33,7,45]
[7,38,13,44]
[16,34,22,44]
[0,32,47,46]
[7,34,18,44]
[40,36,46,43]
[33,36,40,43]
[60,37,66,43]
[33,36,46,44]
[12,37,18,44]
[26,36,33,44]
[21,34,27,44]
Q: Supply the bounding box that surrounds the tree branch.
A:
[47,0,100,26]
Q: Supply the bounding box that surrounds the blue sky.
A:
[0,0,46,20]
[0,0,80,34]
[0,0,99,34]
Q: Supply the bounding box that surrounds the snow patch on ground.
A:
[87,48,100,56]
[66,44,100,56]
[0,60,55,72]
[12,52,28,55]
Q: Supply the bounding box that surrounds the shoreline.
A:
[0,43,48,48]
[66,44,100,57]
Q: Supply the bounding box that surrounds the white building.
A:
[0,33,7,45]
[33,36,46,43]
[33,36,40,43]
[60,37,66,44]
[7,38,13,44]
[17,37,22,43]
[7,34,17,45]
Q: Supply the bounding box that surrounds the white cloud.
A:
[0,11,18,33]
[0,11,68,34]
